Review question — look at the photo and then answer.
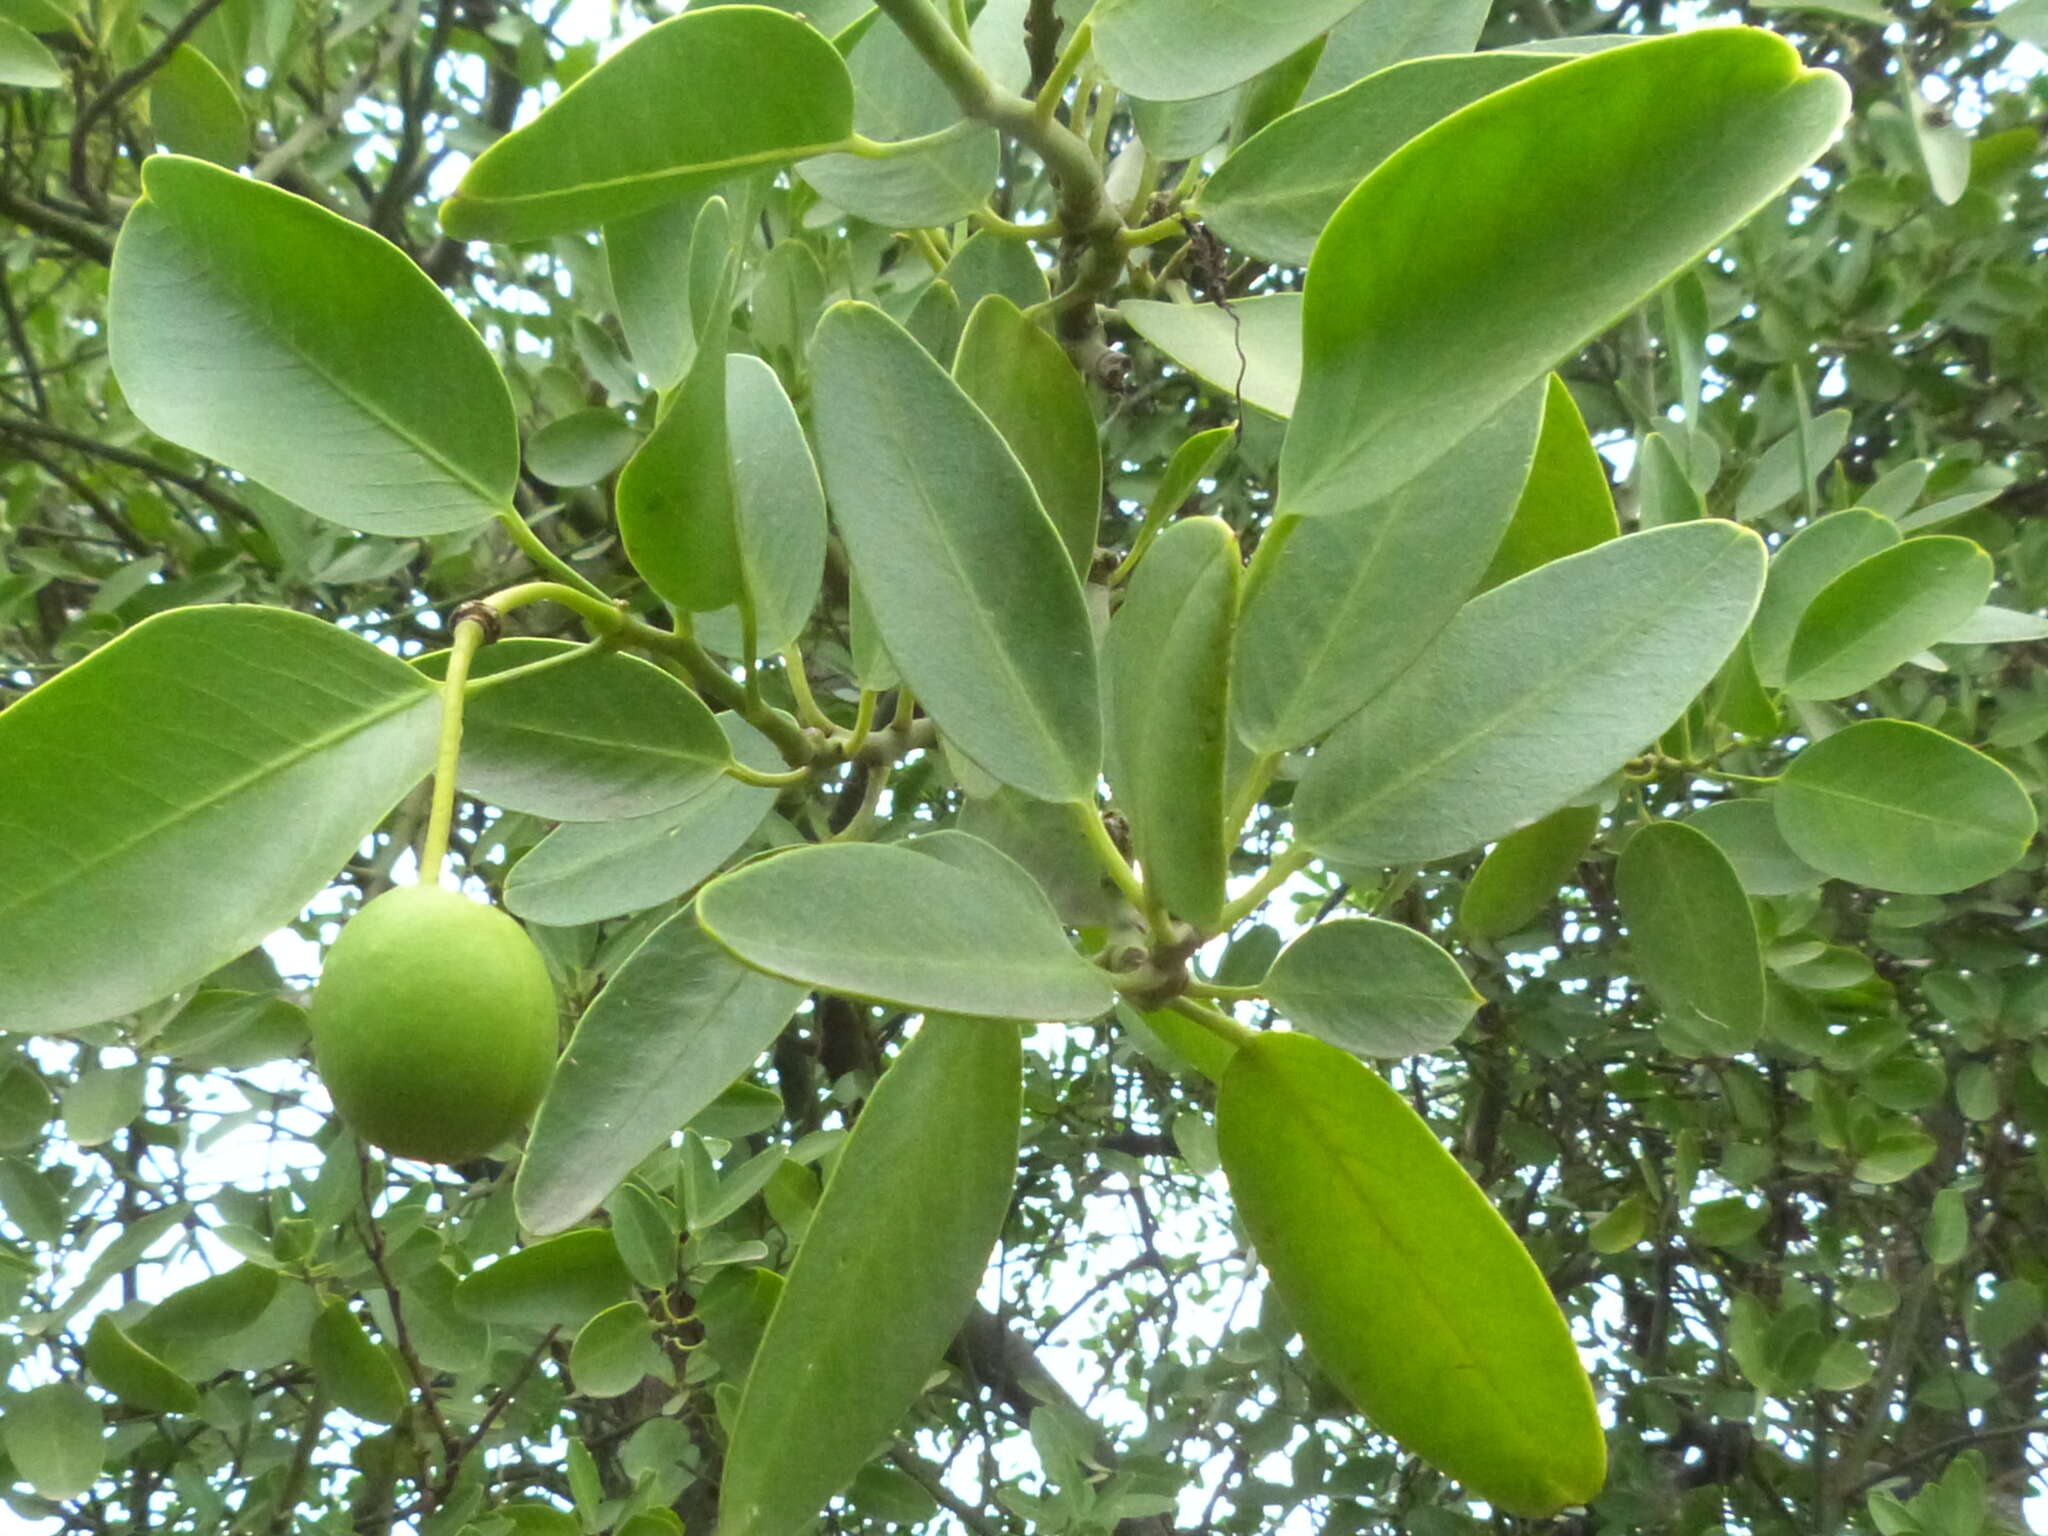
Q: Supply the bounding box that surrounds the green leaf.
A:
[525,408,641,488]
[606,196,702,393]
[134,1263,279,1351]
[310,1300,408,1425]
[0,1382,101,1500]
[83,1315,200,1414]
[0,15,60,85]
[454,1230,635,1330]
[1589,1194,1650,1254]
[617,198,741,614]
[1926,1186,1969,1265]
[1749,509,1901,687]
[1634,431,1705,528]
[1106,517,1240,929]
[1615,821,1766,1057]
[1201,52,1560,267]
[504,716,780,927]
[440,8,854,242]
[692,354,830,659]
[570,1301,668,1398]
[720,1018,1021,1536]
[1302,0,1493,98]
[1217,1032,1604,1517]
[147,45,245,164]
[0,606,438,1035]
[1090,0,1367,101]
[110,156,518,535]
[1262,918,1482,1057]
[59,1062,144,1146]
[516,908,805,1236]
[697,834,1116,1022]
[810,301,1100,802]
[1477,375,1619,590]
[958,787,1125,929]
[799,6,1002,228]
[1782,536,1993,699]
[1233,383,1540,754]
[1774,720,2036,895]
[943,230,1049,312]
[953,295,1101,575]
[1734,409,1853,521]
[1297,522,1765,866]
[1281,29,1850,516]
[1458,803,1601,941]
[1117,295,1301,418]
[417,639,729,821]
[1687,799,1823,896]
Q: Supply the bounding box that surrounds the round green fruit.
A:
[309,884,557,1164]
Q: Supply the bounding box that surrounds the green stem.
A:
[975,202,1061,240]
[843,689,879,759]
[1214,843,1313,932]
[1182,979,1261,1003]
[844,119,987,160]
[1166,995,1256,1049]
[831,760,893,842]
[494,509,607,603]
[1032,15,1092,120]
[1225,752,1280,838]
[726,759,813,789]
[482,579,624,633]
[1118,215,1184,249]
[782,645,836,732]
[462,635,612,697]
[420,618,486,879]
[1071,800,1148,913]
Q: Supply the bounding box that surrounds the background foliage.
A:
[2,1,2048,1534]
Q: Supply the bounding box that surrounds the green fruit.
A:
[309,884,557,1164]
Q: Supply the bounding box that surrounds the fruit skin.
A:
[309,884,557,1164]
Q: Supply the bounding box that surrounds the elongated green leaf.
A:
[618,199,741,613]
[957,788,1125,929]
[1783,536,1993,699]
[1091,0,1366,101]
[1297,522,1765,866]
[698,834,1115,1021]
[310,1300,408,1425]
[1281,30,1850,517]
[517,908,804,1235]
[943,229,1049,312]
[1106,518,1240,929]
[810,302,1099,802]
[1117,295,1300,418]
[1233,383,1540,754]
[133,1264,279,1351]
[441,8,854,242]
[1616,821,1765,1057]
[525,408,641,488]
[1263,918,1481,1057]
[1302,0,1493,98]
[570,1301,668,1398]
[504,717,780,927]
[1478,374,1618,590]
[799,6,1001,228]
[110,156,518,535]
[954,296,1101,574]
[0,606,438,1035]
[694,355,830,659]
[1635,430,1705,527]
[1734,409,1854,522]
[454,1230,635,1330]
[1458,803,1601,940]
[721,1018,1021,1536]
[1774,721,2036,895]
[1,1383,101,1500]
[606,196,702,393]
[1202,52,1560,267]
[1218,1032,1605,1517]
[0,15,60,85]
[84,1316,200,1414]
[148,45,245,164]
[417,639,728,821]
[1688,799,1823,896]
[1750,509,1901,686]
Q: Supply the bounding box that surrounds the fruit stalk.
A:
[420,613,487,878]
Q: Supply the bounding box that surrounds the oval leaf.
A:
[810,302,1100,802]
[0,607,439,1035]
[1262,918,1482,1057]
[517,908,805,1235]
[697,834,1116,1022]
[720,1018,1021,1536]
[1092,0,1367,102]
[1477,374,1619,590]
[1218,1031,1605,1516]
[1782,535,1993,699]
[1774,721,2036,895]
[310,1299,409,1425]
[84,1315,200,1415]
[1106,517,1240,929]
[1117,294,1301,418]
[1281,29,1850,516]
[1458,804,1601,941]
[0,1382,102,1500]
[1296,522,1765,866]
[1748,508,1901,687]
[110,155,518,535]
[454,1230,635,1331]
[570,1301,668,1398]
[1615,821,1766,1057]
[441,8,855,242]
